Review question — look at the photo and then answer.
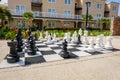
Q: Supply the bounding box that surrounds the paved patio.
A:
[0,36,120,80]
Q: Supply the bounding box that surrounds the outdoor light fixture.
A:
[85,2,91,30]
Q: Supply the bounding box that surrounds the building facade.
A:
[7,0,119,29]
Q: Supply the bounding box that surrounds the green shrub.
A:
[5,31,16,39]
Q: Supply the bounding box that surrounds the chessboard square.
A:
[67,46,74,49]
[43,54,64,62]
[99,50,112,53]
[54,42,62,45]
[68,48,81,52]
[71,45,82,47]
[36,43,46,46]
[72,51,91,57]
[85,51,103,55]
[68,43,76,46]
[25,51,42,57]
[25,56,45,65]
[0,58,25,69]
[37,45,48,48]
[41,50,57,55]
[38,47,52,51]
[76,47,87,51]
[47,44,59,47]
[35,41,42,43]
[51,47,62,50]
[67,53,79,59]
[53,49,62,54]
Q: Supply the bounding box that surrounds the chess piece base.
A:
[27,50,36,55]
[6,54,20,63]
[59,51,70,58]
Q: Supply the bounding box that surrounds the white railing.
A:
[33,11,82,19]
[9,9,82,20]
[31,0,41,3]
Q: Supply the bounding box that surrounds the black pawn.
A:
[77,34,82,44]
[6,40,20,63]
[59,39,70,58]
[27,35,37,55]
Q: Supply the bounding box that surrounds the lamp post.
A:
[85,2,91,30]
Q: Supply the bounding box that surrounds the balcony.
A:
[75,3,82,10]
[9,10,82,20]
[31,0,42,7]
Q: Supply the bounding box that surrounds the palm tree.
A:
[97,18,110,31]
[0,6,13,27]
[22,11,34,29]
[81,14,93,29]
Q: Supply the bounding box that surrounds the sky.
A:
[0,0,120,16]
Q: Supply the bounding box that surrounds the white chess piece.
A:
[46,34,53,44]
[87,38,95,52]
[66,32,71,42]
[94,36,101,51]
[105,36,113,49]
[99,34,104,49]
[83,30,88,44]
[79,28,82,36]
[52,33,57,42]
[45,31,48,39]
[71,33,77,43]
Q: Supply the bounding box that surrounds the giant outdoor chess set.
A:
[0,28,119,69]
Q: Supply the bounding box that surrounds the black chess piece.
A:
[6,40,20,63]
[16,29,23,52]
[27,35,37,55]
[59,39,70,58]
[50,33,52,40]
[77,34,82,44]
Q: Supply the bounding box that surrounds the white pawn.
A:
[46,34,53,44]
[52,33,57,42]
[74,31,77,41]
[45,31,48,39]
[83,30,88,44]
[94,36,101,51]
[79,28,82,36]
[105,36,113,50]
[66,32,71,42]
[99,34,104,49]
[87,38,95,52]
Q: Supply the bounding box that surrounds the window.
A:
[64,22,70,27]
[48,8,56,13]
[97,4,102,9]
[48,21,56,27]
[15,5,26,14]
[64,0,72,5]
[64,10,71,15]
[112,6,117,11]
[48,0,56,3]
[97,14,101,18]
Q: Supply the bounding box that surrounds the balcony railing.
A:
[9,9,82,20]
[31,0,41,3]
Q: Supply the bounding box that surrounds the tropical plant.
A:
[81,14,93,29]
[0,6,13,27]
[97,17,110,31]
[22,11,34,29]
